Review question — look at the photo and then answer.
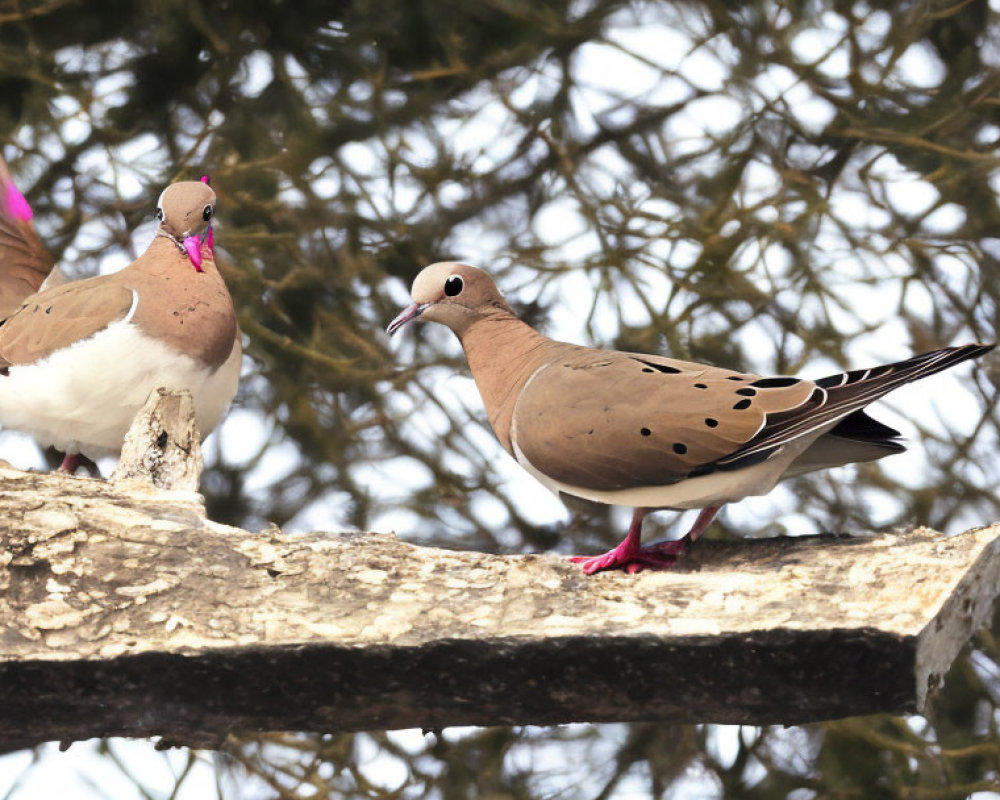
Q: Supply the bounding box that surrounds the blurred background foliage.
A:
[0,0,998,796]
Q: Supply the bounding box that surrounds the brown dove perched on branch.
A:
[388,262,995,575]
[0,173,241,473]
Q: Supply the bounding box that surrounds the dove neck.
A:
[457,312,557,454]
[142,233,216,272]
[121,235,237,369]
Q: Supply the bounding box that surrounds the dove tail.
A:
[716,342,994,468]
[814,342,995,395]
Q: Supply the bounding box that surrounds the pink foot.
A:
[569,544,637,575]
[569,537,688,575]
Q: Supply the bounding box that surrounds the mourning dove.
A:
[388,262,995,574]
[0,177,241,472]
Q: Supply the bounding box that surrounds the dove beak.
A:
[182,236,204,271]
[387,302,428,336]
[182,228,212,272]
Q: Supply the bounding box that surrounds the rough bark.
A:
[112,387,203,492]
[0,392,997,751]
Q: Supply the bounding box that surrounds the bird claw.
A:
[569,551,629,575]
[569,538,687,575]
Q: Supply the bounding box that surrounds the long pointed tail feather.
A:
[717,342,994,467]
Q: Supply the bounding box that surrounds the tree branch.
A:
[0,392,997,750]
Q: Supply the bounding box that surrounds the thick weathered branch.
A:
[0,392,997,750]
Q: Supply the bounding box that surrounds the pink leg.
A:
[570,508,648,575]
[58,452,81,474]
[569,505,723,575]
[634,505,721,567]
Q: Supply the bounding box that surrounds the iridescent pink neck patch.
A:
[201,175,211,185]
[183,236,204,271]
[4,182,33,221]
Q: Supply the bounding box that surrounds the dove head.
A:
[155,179,216,272]
[387,262,515,337]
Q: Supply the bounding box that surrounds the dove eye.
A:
[444,275,463,297]
[202,204,213,221]
[155,208,164,221]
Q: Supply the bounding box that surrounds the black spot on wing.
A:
[634,358,681,374]
[714,386,829,466]
[749,376,801,388]
[733,398,752,410]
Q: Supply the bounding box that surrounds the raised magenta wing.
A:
[0,155,57,320]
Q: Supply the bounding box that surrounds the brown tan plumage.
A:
[388,261,995,575]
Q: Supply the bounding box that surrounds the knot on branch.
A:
[112,388,203,491]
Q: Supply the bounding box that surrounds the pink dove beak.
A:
[386,302,428,336]
[182,228,213,272]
